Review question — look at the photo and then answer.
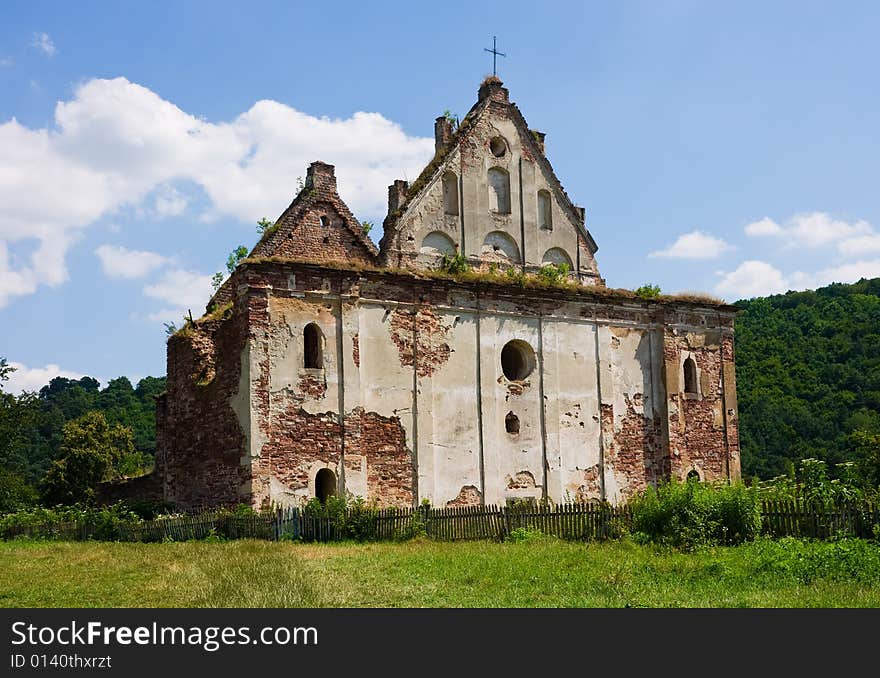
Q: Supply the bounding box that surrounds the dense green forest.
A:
[2,277,880,508]
[0,370,164,507]
[735,277,880,481]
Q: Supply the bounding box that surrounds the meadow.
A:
[2,536,879,608]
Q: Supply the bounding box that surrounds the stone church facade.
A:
[149,77,740,510]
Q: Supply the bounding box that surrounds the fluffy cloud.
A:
[715,260,789,300]
[837,234,880,258]
[153,185,188,218]
[744,217,783,237]
[649,230,731,259]
[0,77,434,308]
[29,33,55,57]
[714,257,880,301]
[0,57,13,68]
[745,212,873,250]
[143,269,214,322]
[3,361,86,394]
[95,244,171,279]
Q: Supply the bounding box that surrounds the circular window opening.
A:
[489,136,507,158]
[501,340,536,381]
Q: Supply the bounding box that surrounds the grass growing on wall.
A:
[1,537,879,608]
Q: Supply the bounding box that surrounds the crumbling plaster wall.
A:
[391,96,599,283]
[235,264,738,509]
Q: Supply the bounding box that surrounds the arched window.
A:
[442,172,459,216]
[505,411,520,434]
[315,468,337,504]
[420,231,457,256]
[488,167,511,214]
[481,231,520,262]
[541,247,572,269]
[686,469,701,482]
[304,323,323,369]
[538,190,552,230]
[683,357,697,395]
[320,215,330,228]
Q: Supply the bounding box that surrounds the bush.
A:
[630,479,761,549]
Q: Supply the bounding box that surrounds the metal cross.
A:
[484,36,506,76]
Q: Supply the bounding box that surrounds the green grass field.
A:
[1,536,879,608]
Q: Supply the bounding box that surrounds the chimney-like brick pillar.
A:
[435,116,454,153]
[478,77,509,103]
[575,206,586,223]
[306,161,337,191]
[388,180,409,215]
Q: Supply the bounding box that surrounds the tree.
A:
[40,411,136,505]
[0,357,14,389]
[256,217,274,235]
[634,284,661,299]
[226,245,249,275]
[361,221,373,235]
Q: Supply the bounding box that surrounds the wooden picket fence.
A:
[760,500,879,539]
[2,501,877,543]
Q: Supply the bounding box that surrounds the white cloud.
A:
[29,32,55,57]
[745,212,872,249]
[837,234,880,258]
[0,57,13,68]
[814,259,880,286]
[0,77,434,307]
[649,230,731,259]
[744,217,783,237]
[95,244,171,279]
[3,361,86,394]
[153,185,188,217]
[715,260,789,300]
[143,269,214,319]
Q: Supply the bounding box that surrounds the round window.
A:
[489,136,507,158]
[500,340,536,381]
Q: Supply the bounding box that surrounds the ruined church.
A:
[145,77,740,510]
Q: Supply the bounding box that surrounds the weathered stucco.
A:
[137,77,740,511]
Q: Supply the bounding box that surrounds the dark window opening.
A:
[683,357,697,395]
[686,469,700,482]
[501,340,536,381]
[320,216,330,228]
[490,136,507,158]
[315,468,337,504]
[304,323,323,369]
[505,411,520,434]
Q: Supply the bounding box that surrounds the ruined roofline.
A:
[235,256,740,313]
[378,77,597,258]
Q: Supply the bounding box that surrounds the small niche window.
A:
[488,167,511,214]
[304,323,323,369]
[686,469,701,482]
[489,136,507,158]
[320,216,330,228]
[501,340,536,381]
[683,357,698,395]
[538,190,552,230]
[442,171,459,216]
[505,411,520,435]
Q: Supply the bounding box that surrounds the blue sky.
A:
[2,0,879,392]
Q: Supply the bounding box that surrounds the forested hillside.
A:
[735,277,880,480]
[0,374,164,485]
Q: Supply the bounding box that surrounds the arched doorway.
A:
[315,468,337,504]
